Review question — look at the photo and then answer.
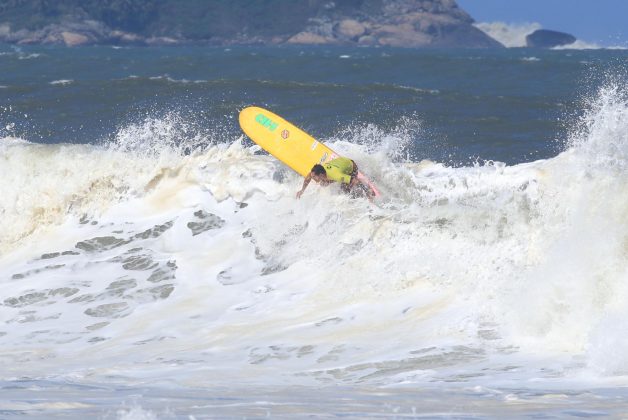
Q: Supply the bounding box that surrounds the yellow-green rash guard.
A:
[324,157,353,184]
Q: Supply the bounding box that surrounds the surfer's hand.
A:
[296,190,303,199]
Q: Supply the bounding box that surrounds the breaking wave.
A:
[0,82,627,389]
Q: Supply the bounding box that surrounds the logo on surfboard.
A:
[255,113,278,132]
[281,129,290,139]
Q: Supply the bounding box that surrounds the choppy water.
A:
[1,44,628,418]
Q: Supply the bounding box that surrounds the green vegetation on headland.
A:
[0,0,504,48]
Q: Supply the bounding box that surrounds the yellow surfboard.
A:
[238,106,380,195]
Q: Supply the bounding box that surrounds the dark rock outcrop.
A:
[0,0,503,48]
[526,29,576,48]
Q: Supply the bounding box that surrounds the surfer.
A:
[296,157,375,200]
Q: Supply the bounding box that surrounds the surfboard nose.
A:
[238,106,260,127]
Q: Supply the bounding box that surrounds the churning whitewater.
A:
[1,83,627,399]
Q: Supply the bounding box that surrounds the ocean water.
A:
[1,44,628,418]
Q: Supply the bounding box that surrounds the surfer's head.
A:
[311,164,326,176]
[310,164,327,183]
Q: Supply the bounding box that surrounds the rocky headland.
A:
[0,0,503,48]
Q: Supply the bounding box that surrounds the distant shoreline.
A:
[0,0,503,49]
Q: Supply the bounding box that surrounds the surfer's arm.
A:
[296,173,312,199]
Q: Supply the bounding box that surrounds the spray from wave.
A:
[496,82,628,374]
[552,40,602,50]
[475,22,625,50]
[474,22,542,48]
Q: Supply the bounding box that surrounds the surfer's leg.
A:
[346,160,359,192]
[339,160,358,194]
[350,160,358,179]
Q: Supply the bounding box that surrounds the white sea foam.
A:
[148,75,193,83]
[116,405,159,420]
[0,136,27,146]
[0,84,627,394]
[552,40,627,50]
[49,79,74,86]
[17,53,41,60]
[553,40,602,50]
[2,46,43,59]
